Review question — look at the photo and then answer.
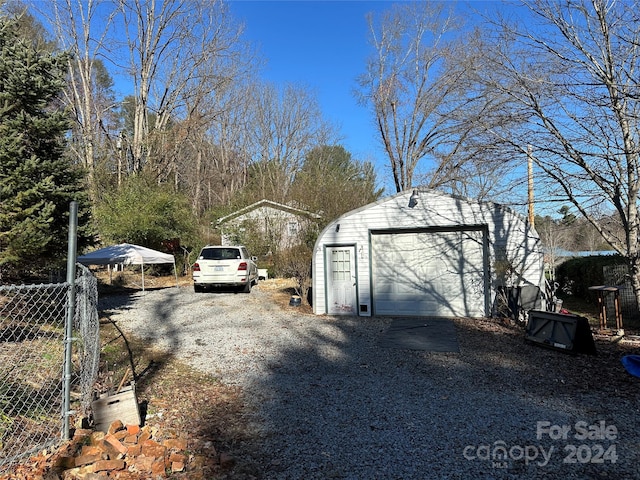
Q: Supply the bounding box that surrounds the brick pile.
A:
[3,420,234,479]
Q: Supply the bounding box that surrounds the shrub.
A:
[94,174,198,252]
[556,255,626,301]
[274,244,312,304]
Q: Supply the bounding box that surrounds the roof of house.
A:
[214,199,321,226]
[549,248,618,257]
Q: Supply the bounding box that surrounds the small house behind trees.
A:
[215,200,321,254]
[312,189,544,317]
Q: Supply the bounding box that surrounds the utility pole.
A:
[527,145,535,229]
[116,132,123,187]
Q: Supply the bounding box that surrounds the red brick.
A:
[168,452,187,464]
[141,439,167,459]
[137,429,152,444]
[126,424,141,436]
[112,471,139,479]
[73,428,93,439]
[162,438,187,450]
[75,452,103,466]
[105,434,129,455]
[108,420,125,434]
[63,464,96,476]
[134,455,154,472]
[151,459,167,477]
[86,473,110,479]
[82,464,99,474]
[127,444,142,457]
[90,431,106,445]
[81,445,103,456]
[97,439,120,459]
[93,458,126,472]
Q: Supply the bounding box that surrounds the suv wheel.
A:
[194,284,204,293]
[242,281,252,293]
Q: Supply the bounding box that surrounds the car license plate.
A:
[214,266,224,271]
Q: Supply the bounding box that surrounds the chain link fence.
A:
[604,264,640,323]
[0,264,99,469]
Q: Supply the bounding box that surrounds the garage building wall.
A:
[312,189,544,317]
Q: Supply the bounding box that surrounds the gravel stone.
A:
[102,284,640,479]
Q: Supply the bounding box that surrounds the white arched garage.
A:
[312,189,544,317]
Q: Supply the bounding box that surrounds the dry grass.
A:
[6,270,639,478]
[90,266,191,291]
[91,275,305,478]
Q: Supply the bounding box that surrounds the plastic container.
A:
[289,295,301,307]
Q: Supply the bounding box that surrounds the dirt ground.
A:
[3,272,640,479]
[1,273,309,479]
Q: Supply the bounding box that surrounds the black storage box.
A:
[525,310,597,355]
[497,285,543,320]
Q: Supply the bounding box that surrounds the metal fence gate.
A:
[0,264,99,469]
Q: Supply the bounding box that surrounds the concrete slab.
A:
[379,317,459,352]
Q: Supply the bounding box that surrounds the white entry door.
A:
[326,246,357,315]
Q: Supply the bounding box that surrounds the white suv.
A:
[192,245,258,293]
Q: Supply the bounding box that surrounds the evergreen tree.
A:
[291,145,383,229]
[0,17,90,280]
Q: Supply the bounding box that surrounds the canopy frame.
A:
[77,243,178,291]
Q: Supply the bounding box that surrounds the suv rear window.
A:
[200,247,241,260]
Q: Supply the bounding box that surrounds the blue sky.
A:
[228,0,399,190]
[227,1,507,194]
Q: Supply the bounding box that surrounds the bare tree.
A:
[36,0,118,198]
[246,82,336,203]
[165,56,261,214]
[536,215,571,284]
[117,0,246,176]
[483,0,640,308]
[357,2,495,193]
[199,81,258,209]
[178,83,255,214]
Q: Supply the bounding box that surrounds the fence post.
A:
[63,201,78,440]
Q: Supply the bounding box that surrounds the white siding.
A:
[221,206,310,249]
[312,190,544,317]
[371,229,487,317]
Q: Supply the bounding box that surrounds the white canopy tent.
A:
[77,243,177,291]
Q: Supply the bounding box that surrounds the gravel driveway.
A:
[102,284,640,480]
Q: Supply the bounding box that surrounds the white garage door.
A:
[371,229,487,317]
